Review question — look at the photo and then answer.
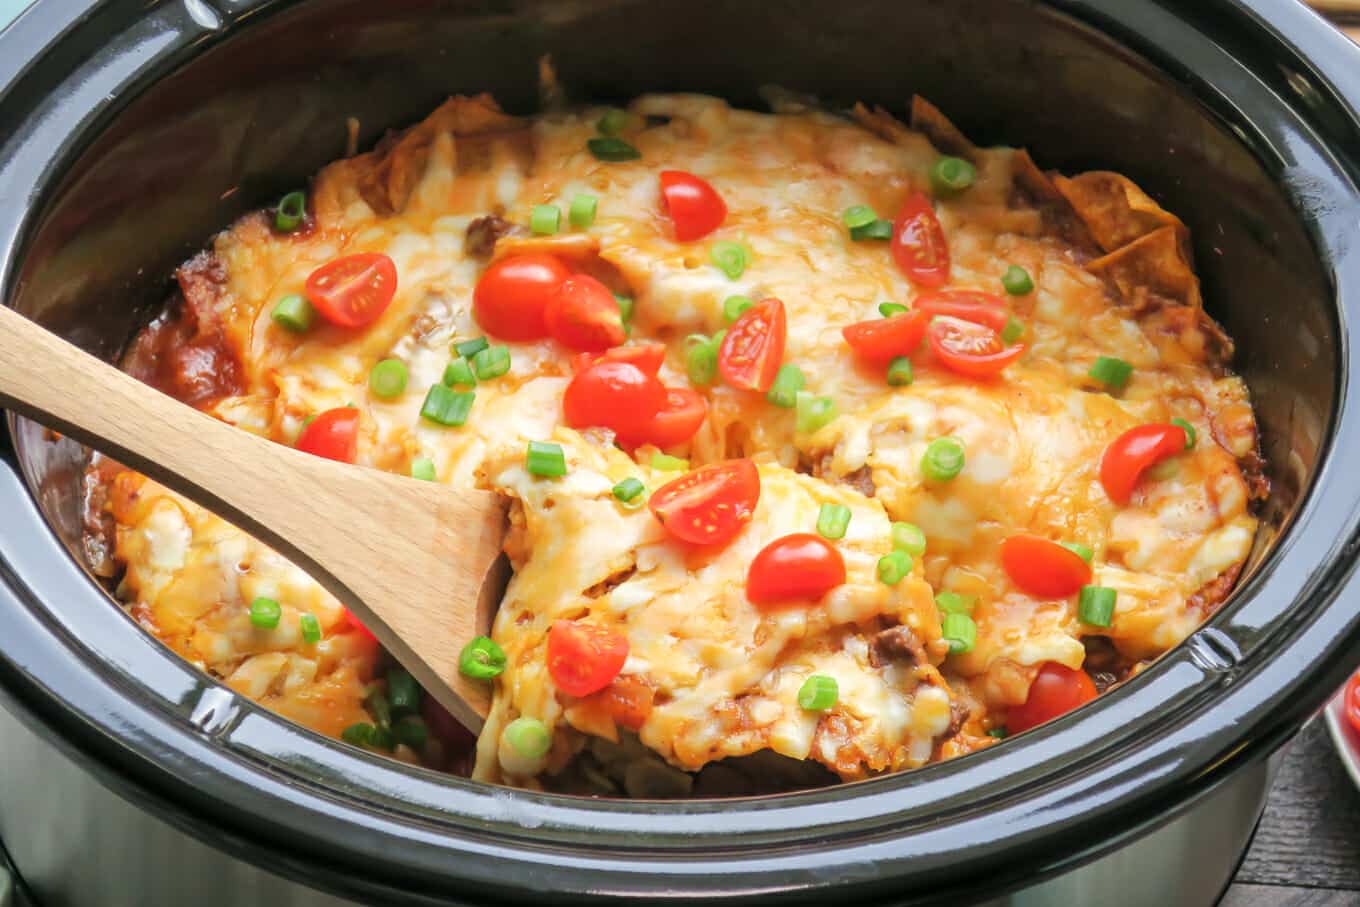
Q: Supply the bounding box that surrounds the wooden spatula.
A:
[0,304,507,733]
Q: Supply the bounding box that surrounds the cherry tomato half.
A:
[659,170,728,242]
[563,360,666,439]
[296,407,360,463]
[1346,672,1360,736]
[1006,662,1098,733]
[571,342,666,377]
[545,274,627,352]
[547,619,629,698]
[719,297,787,392]
[472,253,571,341]
[584,675,655,731]
[649,458,760,547]
[927,316,1025,378]
[842,310,930,364]
[305,253,398,329]
[1000,535,1093,598]
[1099,422,1189,505]
[892,191,950,288]
[913,289,1010,333]
[746,533,847,607]
[621,386,707,449]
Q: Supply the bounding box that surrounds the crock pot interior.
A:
[1,0,1355,901]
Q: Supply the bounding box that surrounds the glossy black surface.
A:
[1,0,1360,903]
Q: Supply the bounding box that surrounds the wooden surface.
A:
[1222,719,1360,905]
[0,304,504,732]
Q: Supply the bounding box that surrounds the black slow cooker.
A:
[2,0,1360,904]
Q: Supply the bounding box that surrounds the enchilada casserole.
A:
[84,85,1264,795]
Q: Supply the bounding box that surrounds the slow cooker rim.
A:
[2,0,1360,902]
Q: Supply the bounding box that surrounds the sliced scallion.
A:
[526,440,567,477]
[1060,541,1095,564]
[443,358,477,388]
[797,674,839,711]
[271,294,315,332]
[1002,265,1034,296]
[710,241,749,280]
[1078,585,1117,627]
[569,194,598,228]
[941,611,977,654]
[420,385,475,427]
[1001,316,1025,344]
[473,345,511,380]
[454,336,489,359]
[850,219,893,241]
[935,591,976,615]
[842,205,877,229]
[410,457,437,481]
[530,204,560,236]
[723,295,754,324]
[816,503,851,540]
[1171,418,1198,449]
[368,359,408,399]
[766,363,806,408]
[588,137,641,162]
[275,191,307,232]
[300,613,321,643]
[887,356,914,387]
[612,477,646,503]
[877,550,913,585]
[879,302,908,317]
[249,596,281,630]
[387,668,421,715]
[796,392,838,434]
[651,453,688,472]
[922,437,965,482]
[929,156,977,197]
[891,522,927,556]
[503,716,552,758]
[459,636,507,680]
[1089,356,1133,390]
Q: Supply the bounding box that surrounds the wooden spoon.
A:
[0,304,507,733]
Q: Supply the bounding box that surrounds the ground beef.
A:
[870,624,927,669]
[465,214,524,259]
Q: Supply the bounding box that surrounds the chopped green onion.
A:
[942,611,977,654]
[368,359,409,399]
[842,205,877,229]
[420,385,475,427]
[387,668,421,715]
[613,477,646,503]
[1089,355,1133,390]
[651,453,688,471]
[472,345,511,380]
[1002,264,1034,296]
[710,241,750,279]
[597,108,631,136]
[1001,316,1025,344]
[341,722,376,747]
[796,392,838,434]
[249,596,281,629]
[891,522,927,556]
[816,503,851,540]
[686,333,720,386]
[987,726,1008,739]
[922,437,965,482]
[797,674,839,711]
[1171,418,1198,449]
[459,636,507,680]
[766,363,806,408]
[935,591,976,615]
[887,356,914,387]
[392,715,429,750]
[929,156,977,197]
[877,550,913,585]
[299,613,322,643]
[365,690,392,728]
[503,716,552,758]
[454,336,489,359]
[526,440,567,477]
[1078,585,1117,627]
[411,457,437,481]
[588,137,641,162]
[850,219,893,241]
[369,726,395,750]
[530,204,560,236]
[270,294,315,332]
[569,193,598,228]
[275,191,307,232]
[1060,541,1095,564]
[443,358,476,388]
[615,293,635,323]
[879,302,908,317]
[723,295,754,324]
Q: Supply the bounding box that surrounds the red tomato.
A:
[659,170,727,241]
[623,387,707,449]
[718,297,787,392]
[892,191,950,287]
[585,675,655,731]
[344,608,377,641]
[746,533,847,606]
[1007,663,1098,733]
[927,316,1025,378]
[296,407,360,463]
[571,343,666,377]
[649,458,760,546]
[914,289,1010,332]
[1099,423,1189,505]
[305,253,398,329]
[1346,672,1360,736]
[842,310,930,364]
[545,274,627,352]
[563,361,666,438]
[547,619,629,698]
[472,253,571,341]
[1000,535,1093,598]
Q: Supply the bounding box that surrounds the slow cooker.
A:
[2,0,1360,903]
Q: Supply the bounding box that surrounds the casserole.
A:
[2,0,1359,903]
